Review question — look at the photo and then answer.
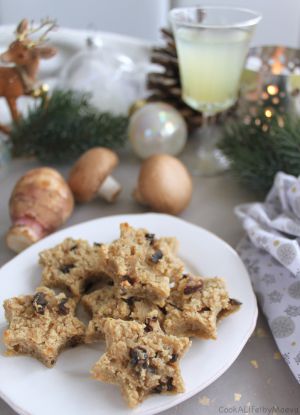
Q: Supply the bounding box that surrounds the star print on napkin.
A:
[236,172,300,383]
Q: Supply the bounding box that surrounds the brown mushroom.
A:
[133,154,192,215]
[68,147,121,203]
[6,168,74,253]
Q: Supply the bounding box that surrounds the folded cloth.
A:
[236,172,300,383]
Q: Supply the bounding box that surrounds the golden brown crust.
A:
[163,275,234,339]
[39,238,106,297]
[81,285,164,343]
[97,223,184,306]
[91,318,191,407]
[3,287,85,368]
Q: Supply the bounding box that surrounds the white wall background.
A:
[171,0,300,47]
[0,0,170,41]
[0,0,299,46]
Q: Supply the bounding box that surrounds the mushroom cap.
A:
[134,154,192,215]
[68,147,119,202]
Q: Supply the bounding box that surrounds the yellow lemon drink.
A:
[176,27,251,115]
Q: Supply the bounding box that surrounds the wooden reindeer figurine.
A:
[0,18,57,134]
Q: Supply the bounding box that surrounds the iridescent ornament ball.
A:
[129,102,187,159]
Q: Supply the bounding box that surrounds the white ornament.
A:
[59,38,147,115]
[129,103,187,159]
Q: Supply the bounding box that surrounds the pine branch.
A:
[10,89,128,163]
[219,115,300,195]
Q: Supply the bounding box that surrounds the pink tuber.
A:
[6,167,74,253]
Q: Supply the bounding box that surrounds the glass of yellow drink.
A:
[170,6,261,175]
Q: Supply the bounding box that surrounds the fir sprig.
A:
[10,89,128,163]
[219,115,300,195]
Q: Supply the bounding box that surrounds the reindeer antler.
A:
[29,18,57,44]
[15,19,30,41]
[39,19,57,42]
[15,18,57,46]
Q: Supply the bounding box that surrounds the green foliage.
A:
[219,115,300,195]
[10,89,128,163]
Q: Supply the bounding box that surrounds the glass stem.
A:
[187,114,230,176]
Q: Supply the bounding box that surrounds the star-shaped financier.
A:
[82,284,165,343]
[98,223,184,306]
[39,238,106,298]
[163,274,241,339]
[91,318,191,408]
[82,284,131,343]
[3,287,85,368]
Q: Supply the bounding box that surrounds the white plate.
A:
[0,213,258,415]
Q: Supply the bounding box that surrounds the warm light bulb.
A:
[267,84,279,96]
[265,109,273,118]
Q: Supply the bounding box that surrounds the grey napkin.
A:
[236,172,300,383]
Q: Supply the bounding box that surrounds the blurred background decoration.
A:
[1,0,300,189]
[220,46,300,194]
[0,0,300,46]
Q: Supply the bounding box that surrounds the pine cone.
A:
[146,28,237,132]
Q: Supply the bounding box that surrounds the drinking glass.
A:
[170,6,261,175]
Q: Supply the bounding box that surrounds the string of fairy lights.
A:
[240,46,300,132]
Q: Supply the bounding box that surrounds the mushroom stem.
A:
[6,223,46,253]
[98,175,121,203]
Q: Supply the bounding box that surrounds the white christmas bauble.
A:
[59,38,147,115]
[129,103,187,159]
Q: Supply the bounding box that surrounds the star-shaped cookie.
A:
[82,284,165,343]
[91,318,190,407]
[3,287,85,367]
[98,223,184,306]
[39,238,106,297]
[164,274,241,339]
